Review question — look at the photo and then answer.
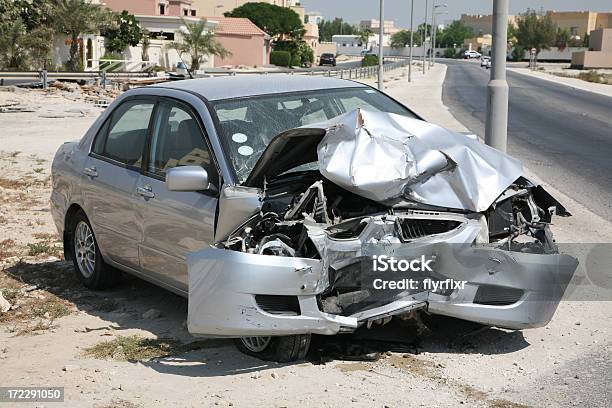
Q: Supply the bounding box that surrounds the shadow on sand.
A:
[4,259,529,378]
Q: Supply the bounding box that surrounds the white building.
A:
[63,16,217,72]
[332,35,365,56]
[306,11,324,25]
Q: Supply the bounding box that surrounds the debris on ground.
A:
[0,291,11,313]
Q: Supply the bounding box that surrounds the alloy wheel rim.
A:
[74,221,96,278]
[240,336,272,353]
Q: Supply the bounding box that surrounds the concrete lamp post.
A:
[408,0,414,82]
[422,0,428,74]
[431,3,447,67]
[485,0,509,152]
[378,0,385,90]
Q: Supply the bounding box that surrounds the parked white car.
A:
[464,50,482,59]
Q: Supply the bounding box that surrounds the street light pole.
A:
[432,3,447,67]
[422,0,428,74]
[430,0,435,67]
[408,0,414,82]
[485,0,509,152]
[378,0,384,90]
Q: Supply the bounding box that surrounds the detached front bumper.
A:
[186,242,578,337]
[426,244,579,329]
[187,249,426,337]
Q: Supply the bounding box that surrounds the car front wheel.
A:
[70,210,119,289]
[234,334,311,362]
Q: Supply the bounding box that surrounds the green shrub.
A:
[301,47,314,65]
[290,54,301,67]
[443,48,456,58]
[270,50,291,67]
[361,54,378,67]
[578,70,603,83]
[511,46,524,62]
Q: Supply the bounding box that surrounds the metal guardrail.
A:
[0,58,410,86]
[194,59,410,80]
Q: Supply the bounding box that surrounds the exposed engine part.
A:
[284,180,330,224]
[217,171,567,326]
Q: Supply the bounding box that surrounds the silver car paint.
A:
[314,109,523,212]
[52,87,233,295]
[51,78,577,339]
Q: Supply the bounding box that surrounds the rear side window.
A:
[92,100,154,167]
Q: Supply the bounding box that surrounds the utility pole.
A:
[422,0,428,74]
[378,0,384,90]
[432,3,447,67]
[485,0,509,152]
[430,1,435,67]
[408,0,414,82]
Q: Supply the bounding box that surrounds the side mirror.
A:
[166,166,210,192]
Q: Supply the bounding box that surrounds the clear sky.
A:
[300,0,612,28]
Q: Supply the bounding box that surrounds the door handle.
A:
[136,185,155,199]
[83,166,98,177]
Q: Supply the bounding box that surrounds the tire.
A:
[69,210,120,290]
[234,334,311,362]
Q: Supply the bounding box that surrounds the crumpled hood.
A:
[245,109,523,212]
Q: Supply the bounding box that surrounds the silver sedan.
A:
[51,75,577,362]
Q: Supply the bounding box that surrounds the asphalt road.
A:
[441,60,612,223]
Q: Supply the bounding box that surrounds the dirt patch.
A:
[96,399,143,408]
[84,335,184,362]
[0,239,19,259]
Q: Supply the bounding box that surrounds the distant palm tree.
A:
[168,19,230,71]
[51,0,110,71]
[0,19,29,69]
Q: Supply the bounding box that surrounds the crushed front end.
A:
[187,110,578,337]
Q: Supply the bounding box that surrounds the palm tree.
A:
[167,19,230,71]
[51,0,110,71]
[0,19,29,69]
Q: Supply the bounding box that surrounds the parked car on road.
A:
[464,50,482,59]
[51,75,577,362]
[319,53,337,66]
[481,56,491,69]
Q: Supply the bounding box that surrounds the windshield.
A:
[212,86,418,183]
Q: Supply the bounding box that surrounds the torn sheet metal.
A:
[315,109,523,212]
[214,185,262,242]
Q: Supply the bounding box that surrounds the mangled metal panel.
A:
[315,109,523,212]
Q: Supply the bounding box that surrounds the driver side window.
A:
[147,100,218,187]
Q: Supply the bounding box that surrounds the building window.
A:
[183,9,188,16]
[191,9,196,16]
[159,4,165,15]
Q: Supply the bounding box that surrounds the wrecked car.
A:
[51,75,578,362]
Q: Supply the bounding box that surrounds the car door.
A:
[135,98,219,292]
[83,98,155,270]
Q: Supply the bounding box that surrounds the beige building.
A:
[191,0,303,19]
[460,11,612,39]
[460,14,516,36]
[359,19,401,35]
[546,11,612,40]
[463,35,492,53]
[571,28,612,68]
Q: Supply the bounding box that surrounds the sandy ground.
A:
[1,68,611,408]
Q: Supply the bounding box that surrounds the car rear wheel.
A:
[234,334,311,362]
[70,210,120,290]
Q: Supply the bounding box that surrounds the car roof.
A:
[151,74,366,101]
